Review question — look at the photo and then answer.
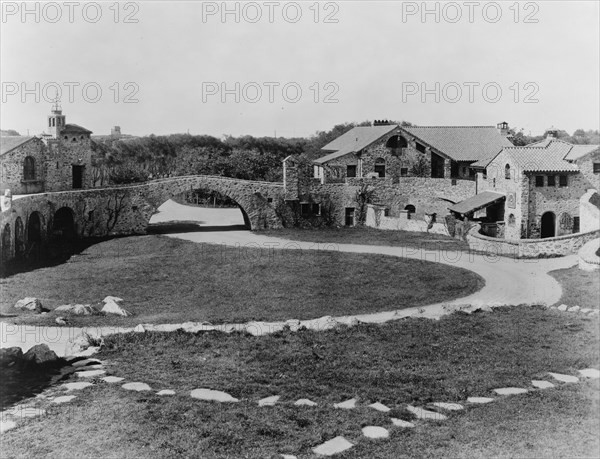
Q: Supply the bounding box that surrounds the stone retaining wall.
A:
[578,238,600,271]
[365,204,450,235]
[466,224,600,258]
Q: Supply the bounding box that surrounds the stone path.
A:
[2,354,597,458]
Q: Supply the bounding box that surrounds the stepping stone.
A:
[258,395,280,407]
[406,405,447,421]
[157,390,176,396]
[369,402,391,412]
[76,370,106,378]
[280,455,297,459]
[294,398,317,407]
[549,372,579,383]
[53,395,77,404]
[391,418,415,428]
[568,306,580,312]
[312,436,353,456]
[0,419,17,434]
[62,382,93,391]
[493,387,528,395]
[432,402,464,411]
[580,308,592,314]
[102,376,124,383]
[72,358,102,367]
[334,398,357,409]
[122,382,152,392]
[362,426,389,439]
[467,397,494,404]
[557,304,568,311]
[190,388,239,403]
[531,380,554,389]
[579,368,600,379]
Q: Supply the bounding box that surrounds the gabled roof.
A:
[62,123,92,134]
[502,139,579,173]
[563,144,599,161]
[402,126,513,162]
[448,191,506,216]
[0,136,36,156]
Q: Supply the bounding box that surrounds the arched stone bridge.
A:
[0,175,284,264]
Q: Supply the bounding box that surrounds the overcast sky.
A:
[1,1,598,138]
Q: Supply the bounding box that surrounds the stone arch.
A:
[405,204,416,214]
[27,211,44,247]
[14,217,25,258]
[52,206,77,241]
[386,135,408,149]
[1,222,11,263]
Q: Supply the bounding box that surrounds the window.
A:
[72,137,77,142]
[462,167,467,175]
[400,167,408,177]
[312,203,321,216]
[508,214,515,226]
[505,164,511,179]
[535,175,544,187]
[300,203,311,216]
[346,165,357,178]
[23,156,35,180]
[559,175,568,187]
[469,168,475,177]
[594,163,600,174]
[573,216,580,233]
[416,143,426,153]
[405,204,416,214]
[547,175,556,187]
[374,158,386,177]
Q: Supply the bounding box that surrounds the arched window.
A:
[385,135,408,149]
[374,158,386,178]
[405,204,416,214]
[505,164,511,179]
[23,156,35,180]
[508,214,515,226]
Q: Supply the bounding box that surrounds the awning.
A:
[448,191,505,216]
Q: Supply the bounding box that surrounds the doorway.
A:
[541,212,555,238]
[345,208,355,226]
[72,165,84,189]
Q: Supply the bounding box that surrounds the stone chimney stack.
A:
[111,126,122,139]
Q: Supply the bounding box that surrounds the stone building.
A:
[313,121,513,183]
[451,133,600,239]
[0,103,94,195]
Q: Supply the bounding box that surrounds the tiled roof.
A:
[62,123,92,134]
[449,191,506,216]
[563,144,599,161]
[0,136,35,156]
[315,125,398,164]
[503,139,579,173]
[402,126,513,162]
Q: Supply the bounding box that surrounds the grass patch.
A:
[2,307,598,458]
[549,266,600,310]
[0,235,483,327]
[260,226,470,251]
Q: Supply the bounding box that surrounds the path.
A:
[0,201,578,355]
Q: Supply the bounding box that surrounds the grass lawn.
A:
[260,226,470,251]
[0,235,483,327]
[549,266,600,310]
[2,307,598,458]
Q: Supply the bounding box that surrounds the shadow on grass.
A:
[147,221,248,234]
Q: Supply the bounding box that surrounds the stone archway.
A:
[541,211,556,238]
[52,207,77,241]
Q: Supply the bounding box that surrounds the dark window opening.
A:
[593,163,600,174]
[505,164,511,179]
[559,175,568,187]
[405,204,416,215]
[547,175,556,186]
[267,197,273,203]
[374,158,386,178]
[535,176,544,187]
[469,168,475,177]
[400,167,408,177]
[312,203,321,216]
[72,137,77,142]
[573,216,580,233]
[300,203,311,216]
[346,165,357,178]
[416,143,426,153]
[23,156,35,180]
[345,207,355,226]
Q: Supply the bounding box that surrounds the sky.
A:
[1,1,599,139]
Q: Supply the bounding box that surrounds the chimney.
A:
[546,128,558,139]
[496,121,509,136]
[374,119,391,126]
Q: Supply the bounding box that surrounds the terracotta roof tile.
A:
[0,136,36,156]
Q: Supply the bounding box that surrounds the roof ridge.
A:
[408,125,495,129]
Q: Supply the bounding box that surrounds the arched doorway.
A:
[52,207,77,241]
[541,212,555,238]
[14,217,25,258]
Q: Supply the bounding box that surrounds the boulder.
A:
[0,347,24,367]
[14,297,44,313]
[23,344,60,366]
[54,304,96,315]
[101,297,132,317]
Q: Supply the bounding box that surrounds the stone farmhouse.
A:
[0,103,94,195]
[449,133,600,240]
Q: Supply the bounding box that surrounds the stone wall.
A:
[466,224,600,258]
[0,138,47,195]
[44,135,94,192]
[365,204,450,235]
[580,189,600,233]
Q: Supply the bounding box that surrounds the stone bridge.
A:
[0,175,284,264]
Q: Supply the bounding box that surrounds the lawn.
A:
[2,307,598,458]
[260,226,471,251]
[0,235,483,327]
[549,266,600,310]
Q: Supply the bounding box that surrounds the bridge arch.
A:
[27,211,44,248]
[14,217,25,258]
[51,206,77,241]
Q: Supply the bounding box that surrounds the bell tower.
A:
[47,98,66,138]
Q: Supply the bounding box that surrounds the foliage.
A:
[355,183,376,225]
